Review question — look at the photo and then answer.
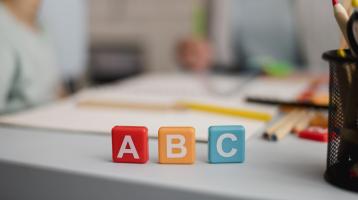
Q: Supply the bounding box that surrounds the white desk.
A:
[0,126,357,200]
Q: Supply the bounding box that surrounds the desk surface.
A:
[0,126,357,200]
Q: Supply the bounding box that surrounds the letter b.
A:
[158,127,195,164]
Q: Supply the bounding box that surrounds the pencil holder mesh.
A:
[322,49,358,192]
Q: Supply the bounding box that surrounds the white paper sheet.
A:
[0,73,308,142]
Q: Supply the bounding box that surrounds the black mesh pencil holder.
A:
[322,50,358,192]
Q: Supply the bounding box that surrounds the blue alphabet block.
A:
[208,125,245,163]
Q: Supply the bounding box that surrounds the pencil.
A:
[177,101,272,121]
[78,99,272,121]
[343,0,353,12]
[263,110,299,139]
[246,97,328,109]
[333,0,350,45]
[338,0,353,57]
[271,110,306,141]
[292,111,314,133]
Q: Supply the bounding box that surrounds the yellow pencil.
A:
[78,99,272,121]
[177,101,272,121]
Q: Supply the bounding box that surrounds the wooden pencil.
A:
[271,110,306,141]
[292,111,314,133]
[262,110,299,139]
[343,0,353,14]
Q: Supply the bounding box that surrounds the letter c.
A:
[216,133,238,157]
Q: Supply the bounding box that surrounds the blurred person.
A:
[176,37,213,72]
[176,0,304,73]
[0,0,63,114]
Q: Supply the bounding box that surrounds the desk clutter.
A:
[247,75,329,110]
[263,109,328,143]
[255,74,329,142]
[112,125,245,164]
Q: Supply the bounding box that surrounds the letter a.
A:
[117,135,139,159]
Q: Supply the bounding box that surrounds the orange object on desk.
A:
[311,94,329,106]
[309,113,328,128]
[158,127,196,164]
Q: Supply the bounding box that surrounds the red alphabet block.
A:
[112,126,149,163]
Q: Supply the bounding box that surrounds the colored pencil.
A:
[177,101,272,121]
[78,99,272,121]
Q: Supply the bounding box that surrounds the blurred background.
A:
[41,0,339,85]
[0,0,340,114]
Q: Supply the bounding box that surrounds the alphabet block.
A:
[112,126,149,163]
[158,127,195,164]
[208,125,245,163]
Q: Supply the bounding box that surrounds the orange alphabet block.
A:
[158,127,195,164]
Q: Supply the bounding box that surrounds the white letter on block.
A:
[117,135,139,159]
[167,135,187,158]
[217,133,238,157]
